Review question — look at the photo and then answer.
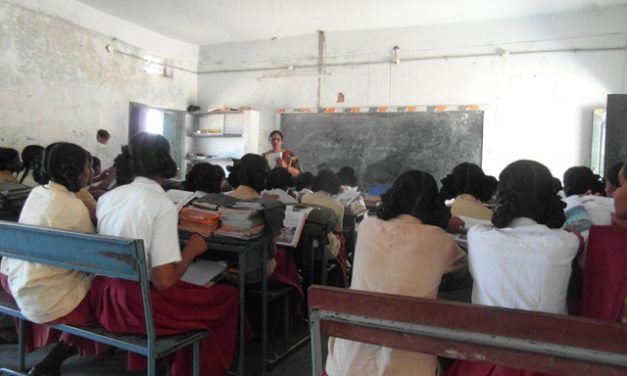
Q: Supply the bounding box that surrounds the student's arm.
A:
[151,234,208,291]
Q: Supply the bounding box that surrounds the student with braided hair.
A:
[446,160,580,376]
[326,170,466,376]
[1,142,100,376]
[95,132,238,376]
[18,145,44,187]
[440,162,498,222]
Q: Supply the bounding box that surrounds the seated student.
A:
[325,170,466,376]
[95,132,238,376]
[440,162,498,223]
[562,166,613,233]
[18,145,44,187]
[334,166,368,218]
[184,162,225,194]
[300,170,344,260]
[612,161,627,229]
[580,161,627,323]
[445,160,580,376]
[91,156,101,178]
[74,154,98,225]
[224,158,240,192]
[336,166,358,188]
[225,153,278,276]
[1,142,101,376]
[262,167,297,204]
[226,153,269,200]
[0,147,22,183]
[295,171,314,192]
[605,161,624,197]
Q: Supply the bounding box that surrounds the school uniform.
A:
[445,218,579,376]
[96,177,238,376]
[0,182,102,354]
[326,215,465,376]
[450,194,493,221]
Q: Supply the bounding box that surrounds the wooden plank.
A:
[309,285,627,375]
[321,321,627,376]
[309,286,627,354]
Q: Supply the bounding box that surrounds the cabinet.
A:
[183,110,260,177]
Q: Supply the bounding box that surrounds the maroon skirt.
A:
[90,277,238,376]
[0,273,108,356]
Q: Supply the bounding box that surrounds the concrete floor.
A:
[0,318,322,376]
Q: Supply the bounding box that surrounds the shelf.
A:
[191,109,243,116]
[191,133,243,138]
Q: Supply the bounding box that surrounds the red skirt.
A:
[90,277,238,376]
[0,273,108,356]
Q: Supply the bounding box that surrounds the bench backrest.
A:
[0,220,146,281]
[309,285,627,376]
[0,220,157,344]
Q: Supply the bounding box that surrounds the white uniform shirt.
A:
[468,217,579,314]
[96,177,182,272]
[0,182,94,323]
[581,195,614,226]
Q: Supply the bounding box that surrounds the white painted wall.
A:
[1,0,198,168]
[197,7,627,179]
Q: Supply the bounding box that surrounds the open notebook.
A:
[181,259,228,287]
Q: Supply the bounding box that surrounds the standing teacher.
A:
[263,130,301,177]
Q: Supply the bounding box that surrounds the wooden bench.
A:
[0,220,208,376]
[309,285,627,376]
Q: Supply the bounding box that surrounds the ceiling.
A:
[77,0,627,46]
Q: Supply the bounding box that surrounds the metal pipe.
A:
[197,46,627,75]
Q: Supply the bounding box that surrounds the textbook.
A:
[265,152,282,168]
[277,205,313,247]
[181,259,228,287]
[166,189,199,211]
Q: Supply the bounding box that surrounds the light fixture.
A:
[497,47,510,58]
[392,45,400,64]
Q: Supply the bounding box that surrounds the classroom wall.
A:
[1,0,198,169]
[196,6,627,179]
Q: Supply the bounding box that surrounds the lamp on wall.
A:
[392,45,400,64]
[497,47,510,58]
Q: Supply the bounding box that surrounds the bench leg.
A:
[192,340,201,376]
[284,293,290,348]
[147,356,156,376]
[310,311,323,376]
[18,318,26,371]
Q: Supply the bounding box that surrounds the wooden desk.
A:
[186,234,271,376]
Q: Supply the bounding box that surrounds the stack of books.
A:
[214,203,265,240]
[178,206,221,237]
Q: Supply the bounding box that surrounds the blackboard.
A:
[280,111,483,190]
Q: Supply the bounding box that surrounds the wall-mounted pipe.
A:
[105,42,626,76]
[197,46,627,75]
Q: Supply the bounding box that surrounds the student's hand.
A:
[187,234,208,257]
[447,216,467,234]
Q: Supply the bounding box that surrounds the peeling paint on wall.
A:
[1,2,197,168]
